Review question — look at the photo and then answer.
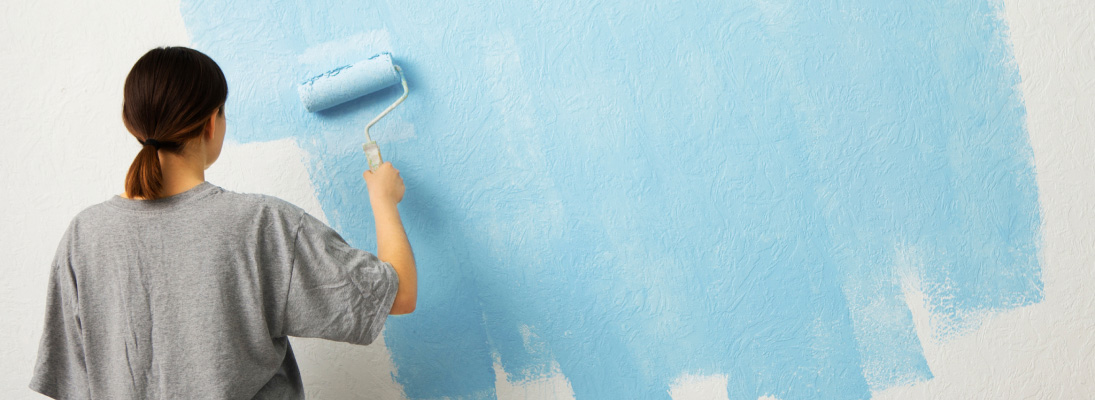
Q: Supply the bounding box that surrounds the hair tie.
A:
[140,138,168,149]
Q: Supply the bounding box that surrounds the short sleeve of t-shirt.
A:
[283,213,399,345]
[29,232,91,399]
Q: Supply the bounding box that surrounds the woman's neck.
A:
[158,148,207,197]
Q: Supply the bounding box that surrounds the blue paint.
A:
[180,0,1041,398]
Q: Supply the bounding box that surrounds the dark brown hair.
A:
[122,46,228,199]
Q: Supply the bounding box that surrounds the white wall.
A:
[0,0,1091,398]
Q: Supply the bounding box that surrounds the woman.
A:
[30,46,417,399]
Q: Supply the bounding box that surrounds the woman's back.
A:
[31,182,399,399]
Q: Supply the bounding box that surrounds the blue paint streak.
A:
[180,0,1041,398]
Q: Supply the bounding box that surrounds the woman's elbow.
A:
[389,297,416,315]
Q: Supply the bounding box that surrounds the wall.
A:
[1,0,1091,399]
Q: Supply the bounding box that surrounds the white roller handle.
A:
[363,141,383,171]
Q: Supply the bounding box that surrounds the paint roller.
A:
[298,52,408,170]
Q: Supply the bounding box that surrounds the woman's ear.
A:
[204,111,218,141]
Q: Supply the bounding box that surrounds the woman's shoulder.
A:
[211,185,309,221]
[212,185,301,209]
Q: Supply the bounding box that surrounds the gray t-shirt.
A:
[30,182,399,399]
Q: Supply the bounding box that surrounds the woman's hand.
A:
[363,162,405,206]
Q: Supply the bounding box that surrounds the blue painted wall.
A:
[180,0,1041,398]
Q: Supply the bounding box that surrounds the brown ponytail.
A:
[122,47,227,199]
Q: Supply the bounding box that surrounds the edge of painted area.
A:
[876,0,1095,397]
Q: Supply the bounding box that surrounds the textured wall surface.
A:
[178,0,1042,398]
[2,0,1092,399]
